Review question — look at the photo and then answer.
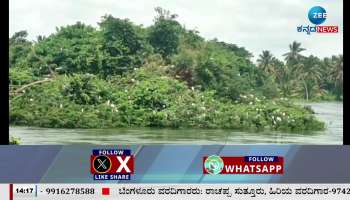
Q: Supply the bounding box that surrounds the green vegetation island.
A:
[9,8,342,132]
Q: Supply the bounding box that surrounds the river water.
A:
[10,102,343,145]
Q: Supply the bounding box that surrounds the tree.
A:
[99,15,143,55]
[280,41,308,98]
[214,40,253,60]
[9,31,32,68]
[179,29,204,50]
[25,22,102,76]
[257,50,275,74]
[148,7,182,60]
[296,56,323,100]
[9,30,30,45]
[330,55,343,99]
[283,41,306,66]
[36,35,47,43]
[99,15,147,75]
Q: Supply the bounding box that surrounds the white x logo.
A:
[116,156,131,173]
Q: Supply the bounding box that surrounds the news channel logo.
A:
[297,6,338,35]
[204,155,224,175]
[308,6,327,25]
[90,149,134,180]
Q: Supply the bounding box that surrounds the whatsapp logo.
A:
[204,155,224,174]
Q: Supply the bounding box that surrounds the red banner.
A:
[203,156,283,174]
[317,26,339,33]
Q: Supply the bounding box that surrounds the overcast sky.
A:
[10,0,343,61]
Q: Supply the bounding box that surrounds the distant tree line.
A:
[10,7,342,101]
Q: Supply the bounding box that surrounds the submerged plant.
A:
[9,136,21,145]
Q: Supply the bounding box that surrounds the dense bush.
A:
[10,70,324,131]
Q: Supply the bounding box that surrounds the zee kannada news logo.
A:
[203,155,284,175]
[297,6,339,35]
[90,149,134,180]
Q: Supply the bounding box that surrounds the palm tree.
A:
[257,50,275,74]
[277,65,299,97]
[283,41,306,65]
[330,55,343,99]
[295,56,323,101]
